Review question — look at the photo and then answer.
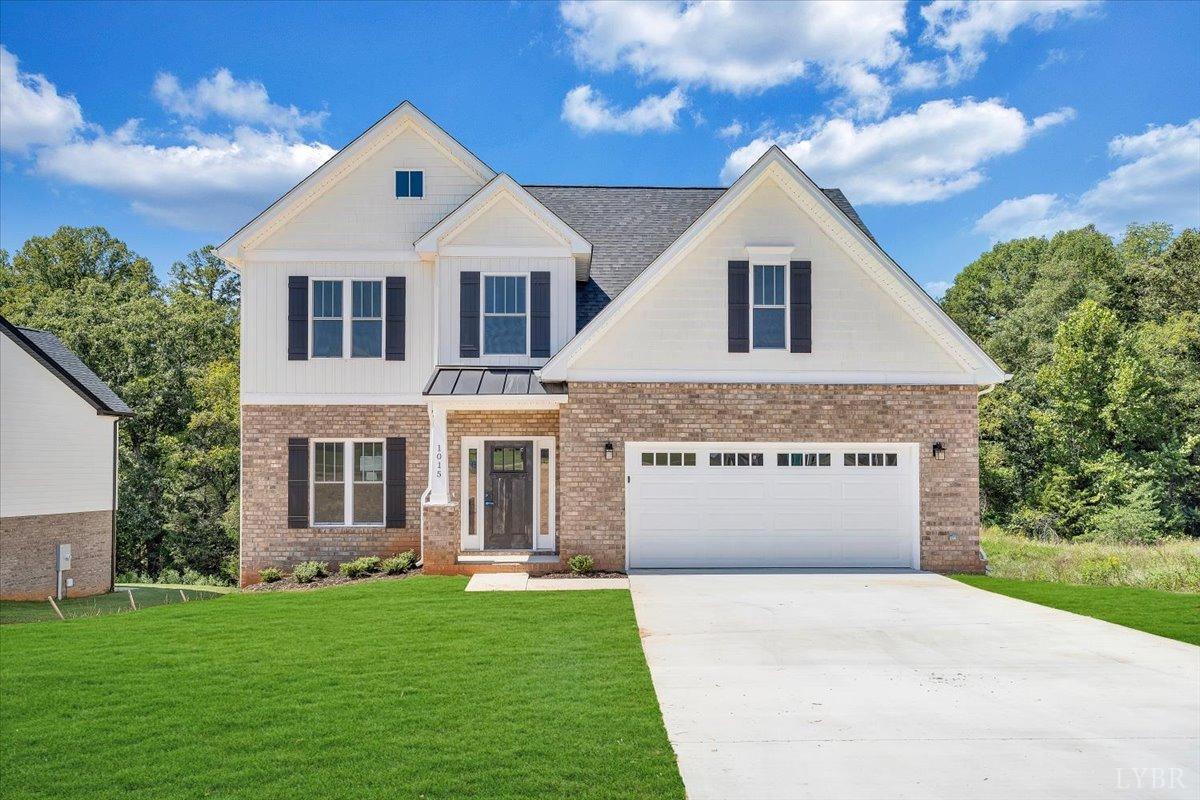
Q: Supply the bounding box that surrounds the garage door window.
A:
[845,452,899,467]
[641,451,697,467]
[778,452,831,467]
[709,452,764,466]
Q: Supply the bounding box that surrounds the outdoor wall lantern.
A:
[932,442,946,460]
[604,441,614,460]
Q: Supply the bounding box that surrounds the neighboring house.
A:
[218,102,1008,583]
[0,316,132,599]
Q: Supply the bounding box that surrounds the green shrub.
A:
[381,550,418,575]
[292,561,327,584]
[157,569,183,585]
[1086,483,1166,544]
[259,567,283,583]
[339,556,380,579]
[568,554,595,575]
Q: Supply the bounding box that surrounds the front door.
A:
[484,441,533,550]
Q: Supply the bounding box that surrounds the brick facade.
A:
[241,384,983,581]
[0,509,113,599]
[556,383,983,573]
[240,405,428,584]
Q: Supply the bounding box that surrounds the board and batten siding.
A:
[569,177,967,381]
[437,255,576,367]
[255,126,486,252]
[241,260,435,400]
[0,334,116,517]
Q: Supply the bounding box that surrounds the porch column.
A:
[427,403,449,504]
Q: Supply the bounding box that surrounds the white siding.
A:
[437,255,576,367]
[1,335,116,517]
[256,126,486,252]
[569,177,967,381]
[241,261,436,400]
[442,195,569,248]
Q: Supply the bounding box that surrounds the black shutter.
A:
[287,438,309,528]
[386,437,406,528]
[790,260,812,353]
[530,271,551,358]
[385,276,406,361]
[728,260,749,353]
[288,276,308,360]
[460,271,480,358]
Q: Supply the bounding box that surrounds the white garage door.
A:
[626,443,919,569]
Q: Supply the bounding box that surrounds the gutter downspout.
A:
[110,419,119,592]
[978,383,999,398]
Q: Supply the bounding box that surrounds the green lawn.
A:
[0,585,230,625]
[953,575,1200,646]
[0,576,683,800]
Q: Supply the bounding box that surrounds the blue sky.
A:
[2,1,1197,293]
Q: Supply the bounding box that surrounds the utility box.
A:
[56,543,72,571]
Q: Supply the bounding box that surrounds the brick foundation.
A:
[556,383,984,573]
[0,509,113,599]
[240,405,428,584]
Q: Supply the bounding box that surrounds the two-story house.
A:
[217,102,1008,583]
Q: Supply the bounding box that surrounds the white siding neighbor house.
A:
[218,101,1008,584]
[0,317,131,599]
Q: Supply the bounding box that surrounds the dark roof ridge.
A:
[522,184,728,190]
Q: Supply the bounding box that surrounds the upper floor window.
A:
[351,280,382,358]
[312,279,383,358]
[312,280,343,358]
[395,170,424,198]
[752,264,786,349]
[483,275,527,355]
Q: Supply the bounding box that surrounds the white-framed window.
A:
[312,439,385,526]
[709,452,765,467]
[395,169,424,198]
[351,280,382,358]
[752,264,787,350]
[310,278,384,359]
[483,274,528,355]
[844,452,899,467]
[312,280,343,358]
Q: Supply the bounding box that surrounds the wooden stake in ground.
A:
[127,589,137,611]
[47,596,65,621]
[179,589,189,602]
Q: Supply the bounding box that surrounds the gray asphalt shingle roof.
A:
[524,185,874,329]
[1,317,132,416]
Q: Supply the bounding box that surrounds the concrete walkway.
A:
[629,571,1200,800]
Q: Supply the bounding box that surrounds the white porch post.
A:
[427,403,449,504]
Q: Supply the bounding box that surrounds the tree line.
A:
[942,223,1199,542]
[0,222,1195,583]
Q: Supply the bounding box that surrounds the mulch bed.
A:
[243,569,423,593]
[535,571,627,580]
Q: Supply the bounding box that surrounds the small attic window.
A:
[395,170,424,198]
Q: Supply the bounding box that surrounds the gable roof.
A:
[216,101,496,269]
[538,147,1009,385]
[0,316,132,417]
[525,185,874,329]
[415,174,591,270]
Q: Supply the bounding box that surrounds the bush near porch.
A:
[980,527,1200,593]
[0,576,684,800]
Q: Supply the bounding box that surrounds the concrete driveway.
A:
[629,571,1199,800]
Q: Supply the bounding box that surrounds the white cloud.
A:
[0,45,84,154]
[36,123,334,230]
[914,1,1098,86]
[925,280,953,299]
[717,120,744,139]
[560,0,908,117]
[153,68,327,131]
[720,98,1074,203]
[562,84,687,134]
[975,119,1200,240]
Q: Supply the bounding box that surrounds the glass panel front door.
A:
[484,441,533,550]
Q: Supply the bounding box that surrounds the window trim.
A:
[307,278,386,360]
[750,263,789,351]
[310,438,386,527]
[394,168,425,200]
[481,272,530,357]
